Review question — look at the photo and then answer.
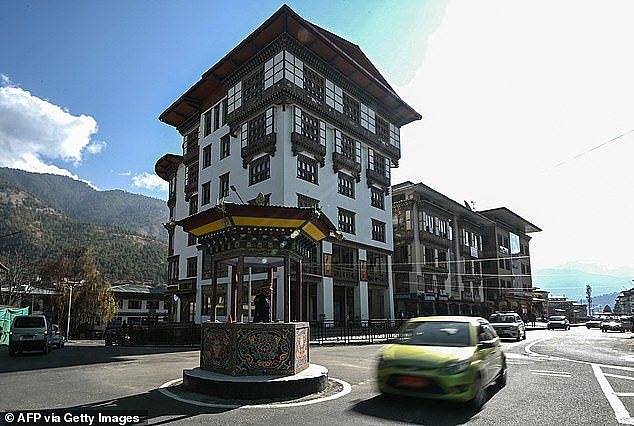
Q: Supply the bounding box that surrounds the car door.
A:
[484,323,504,380]
[475,321,494,384]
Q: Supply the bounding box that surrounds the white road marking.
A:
[157,377,352,409]
[604,373,634,381]
[530,372,572,378]
[616,393,634,397]
[530,369,572,375]
[592,363,634,425]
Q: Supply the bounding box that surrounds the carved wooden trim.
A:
[291,132,326,167]
[241,133,277,168]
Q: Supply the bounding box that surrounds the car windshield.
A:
[489,315,516,323]
[549,316,565,321]
[397,321,471,347]
[13,317,45,328]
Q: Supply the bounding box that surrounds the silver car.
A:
[51,324,66,348]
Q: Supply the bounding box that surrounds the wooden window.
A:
[188,232,196,246]
[201,181,210,205]
[338,173,355,198]
[221,99,228,125]
[249,155,270,185]
[376,116,389,144]
[371,187,384,209]
[243,67,263,104]
[297,155,318,184]
[360,103,375,133]
[186,257,197,278]
[248,112,266,144]
[220,134,230,159]
[338,208,355,234]
[227,82,242,114]
[204,111,212,137]
[219,172,230,199]
[334,130,361,162]
[297,193,319,209]
[189,196,198,216]
[372,219,386,242]
[343,92,360,124]
[202,145,211,169]
[304,66,324,103]
[213,105,220,131]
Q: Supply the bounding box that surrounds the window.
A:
[220,134,230,159]
[247,193,271,206]
[189,196,198,216]
[222,99,228,125]
[334,130,361,163]
[325,79,343,112]
[128,300,142,310]
[249,155,270,185]
[202,145,211,169]
[188,232,196,246]
[213,105,220,131]
[360,103,375,133]
[204,110,212,137]
[342,92,360,124]
[294,107,325,145]
[168,230,174,255]
[338,173,355,198]
[227,81,242,114]
[371,187,384,209]
[186,257,197,278]
[372,219,386,242]
[168,257,179,281]
[147,300,159,310]
[219,173,230,199]
[338,208,355,234]
[243,68,263,104]
[376,116,389,144]
[499,258,505,269]
[185,163,198,188]
[297,194,319,209]
[304,66,324,103]
[297,155,318,184]
[201,182,210,205]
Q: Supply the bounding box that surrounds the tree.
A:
[603,305,613,314]
[586,284,592,316]
[40,247,117,336]
[0,250,37,307]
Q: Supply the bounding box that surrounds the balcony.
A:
[394,229,414,242]
[366,168,390,189]
[460,244,481,259]
[291,132,326,166]
[367,270,388,286]
[302,261,322,277]
[383,142,400,160]
[184,179,198,198]
[241,133,276,168]
[182,144,199,165]
[332,265,358,283]
[332,152,361,182]
[419,231,451,248]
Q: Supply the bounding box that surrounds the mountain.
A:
[592,292,621,310]
[0,171,167,283]
[0,168,168,240]
[534,264,633,302]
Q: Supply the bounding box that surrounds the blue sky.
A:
[1,1,633,271]
[0,0,443,196]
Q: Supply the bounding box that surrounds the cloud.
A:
[0,74,13,87]
[392,1,634,270]
[118,171,132,177]
[0,82,100,178]
[132,172,168,193]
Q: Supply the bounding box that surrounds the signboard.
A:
[359,260,367,281]
[470,246,479,258]
[323,254,332,277]
[510,232,520,255]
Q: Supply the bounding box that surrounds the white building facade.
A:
[155,5,421,324]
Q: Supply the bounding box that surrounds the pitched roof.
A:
[159,4,421,129]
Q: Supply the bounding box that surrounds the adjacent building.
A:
[615,288,634,315]
[155,5,420,324]
[391,182,541,318]
[110,284,169,325]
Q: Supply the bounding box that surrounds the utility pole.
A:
[586,284,592,317]
[65,280,84,340]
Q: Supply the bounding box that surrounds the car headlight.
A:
[442,359,471,375]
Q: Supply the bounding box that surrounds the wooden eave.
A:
[154,154,183,181]
[159,4,421,130]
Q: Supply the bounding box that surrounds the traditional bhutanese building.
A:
[155,5,420,324]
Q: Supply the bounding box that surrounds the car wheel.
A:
[496,360,508,388]
[42,343,49,355]
[469,377,487,411]
[522,330,527,340]
[516,333,521,342]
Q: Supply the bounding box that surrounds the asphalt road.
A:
[0,327,632,425]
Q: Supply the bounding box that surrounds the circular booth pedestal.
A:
[182,364,328,399]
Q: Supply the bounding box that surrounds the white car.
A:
[488,313,526,341]
[51,324,66,348]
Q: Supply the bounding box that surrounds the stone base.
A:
[182,364,328,400]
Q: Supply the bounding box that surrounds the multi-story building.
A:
[155,5,420,324]
[391,182,541,318]
[615,288,634,315]
[110,284,169,325]
[479,208,541,316]
[392,182,493,318]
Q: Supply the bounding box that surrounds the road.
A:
[0,327,632,425]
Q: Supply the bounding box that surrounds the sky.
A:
[0,1,633,273]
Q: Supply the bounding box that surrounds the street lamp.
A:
[64,280,84,340]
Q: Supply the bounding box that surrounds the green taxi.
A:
[377,316,507,410]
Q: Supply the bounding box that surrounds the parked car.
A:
[619,316,633,332]
[488,312,526,341]
[586,318,602,329]
[601,319,624,333]
[377,316,507,411]
[547,315,570,330]
[8,315,53,356]
[104,326,131,346]
[51,324,65,348]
